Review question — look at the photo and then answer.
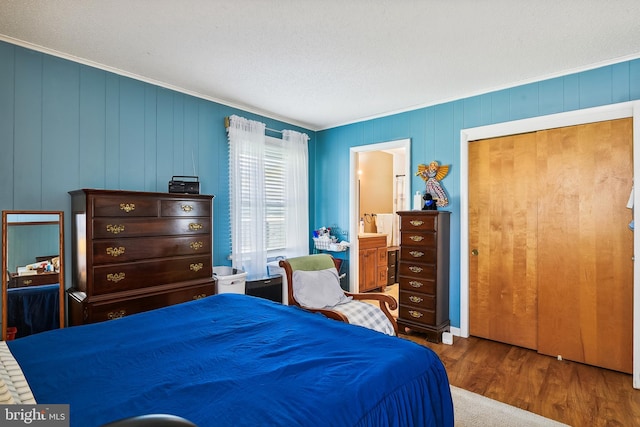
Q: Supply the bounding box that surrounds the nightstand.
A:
[245,275,283,303]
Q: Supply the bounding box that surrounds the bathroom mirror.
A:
[2,211,65,340]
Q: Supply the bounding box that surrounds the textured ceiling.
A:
[1,0,640,130]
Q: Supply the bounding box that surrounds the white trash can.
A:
[213,266,247,294]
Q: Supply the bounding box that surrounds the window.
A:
[234,137,286,256]
[264,137,286,254]
[228,118,309,276]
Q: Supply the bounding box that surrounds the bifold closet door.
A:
[469,118,633,373]
[536,118,633,374]
[468,132,539,350]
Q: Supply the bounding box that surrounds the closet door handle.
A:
[471,249,479,256]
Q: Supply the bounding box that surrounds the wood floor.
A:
[400,333,640,427]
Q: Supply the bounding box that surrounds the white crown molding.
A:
[0,35,318,132]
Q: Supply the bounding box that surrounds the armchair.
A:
[279,254,398,335]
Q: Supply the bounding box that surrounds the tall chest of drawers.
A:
[67,189,216,325]
[397,211,450,342]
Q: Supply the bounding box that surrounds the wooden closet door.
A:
[537,118,633,373]
[468,132,539,349]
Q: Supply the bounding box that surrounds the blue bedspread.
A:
[8,294,453,427]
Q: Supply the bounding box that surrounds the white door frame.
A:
[349,139,411,292]
[459,101,640,388]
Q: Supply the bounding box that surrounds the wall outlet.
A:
[442,332,453,345]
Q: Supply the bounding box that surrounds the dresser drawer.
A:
[93,217,211,238]
[399,246,436,263]
[399,290,436,310]
[77,282,215,323]
[387,269,397,285]
[399,277,436,294]
[92,255,212,295]
[400,214,438,232]
[359,235,387,249]
[161,199,211,217]
[93,195,159,217]
[398,305,435,326]
[398,262,436,280]
[93,236,211,265]
[400,231,436,247]
[388,249,397,264]
[9,272,59,288]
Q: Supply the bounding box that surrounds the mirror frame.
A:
[1,210,65,340]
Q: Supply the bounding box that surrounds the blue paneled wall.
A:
[0,41,313,281]
[315,59,640,328]
[2,39,639,328]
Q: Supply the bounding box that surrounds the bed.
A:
[5,294,454,427]
[7,283,60,338]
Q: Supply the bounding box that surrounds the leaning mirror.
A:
[2,211,65,340]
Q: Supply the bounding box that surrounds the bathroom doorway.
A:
[349,139,411,292]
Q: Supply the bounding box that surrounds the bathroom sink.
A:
[358,233,387,238]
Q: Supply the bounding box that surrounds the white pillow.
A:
[293,268,351,309]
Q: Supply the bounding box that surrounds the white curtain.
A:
[227,115,267,275]
[282,130,309,258]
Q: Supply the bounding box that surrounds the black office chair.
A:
[100,414,197,427]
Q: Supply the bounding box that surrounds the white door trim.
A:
[460,101,640,388]
[349,138,411,292]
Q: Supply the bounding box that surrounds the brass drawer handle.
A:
[107,272,126,283]
[408,266,423,273]
[409,235,424,242]
[409,280,424,288]
[106,224,125,234]
[190,263,204,272]
[409,310,423,318]
[409,220,424,227]
[181,204,193,212]
[107,309,126,319]
[23,279,33,285]
[409,295,423,303]
[120,203,135,213]
[193,293,207,300]
[409,251,424,258]
[190,241,203,250]
[189,223,203,231]
[107,247,125,257]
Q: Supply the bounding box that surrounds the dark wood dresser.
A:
[396,211,450,342]
[67,189,215,325]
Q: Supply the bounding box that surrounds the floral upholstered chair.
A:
[279,254,398,335]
